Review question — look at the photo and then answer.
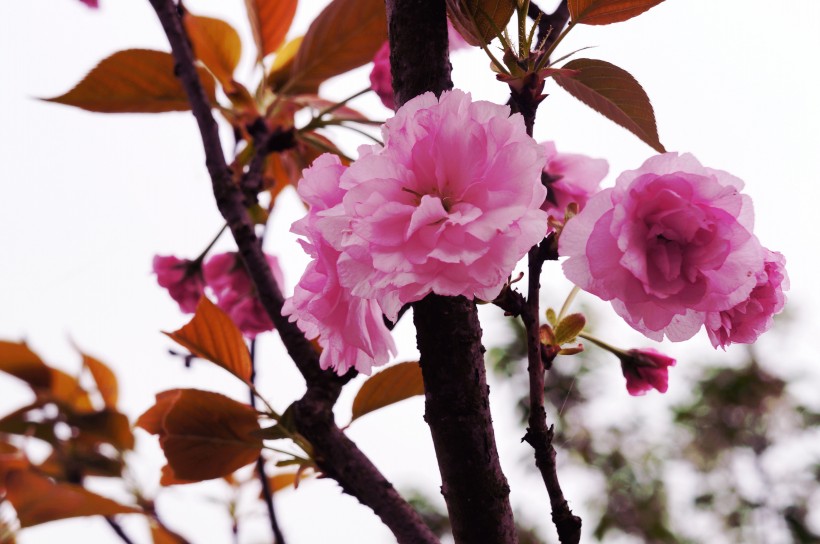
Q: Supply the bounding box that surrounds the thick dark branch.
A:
[147,2,437,542]
[528,0,570,55]
[386,1,517,542]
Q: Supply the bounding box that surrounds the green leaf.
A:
[43,49,217,113]
[554,313,586,345]
[554,58,665,152]
[568,0,666,25]
[351,362,424,423]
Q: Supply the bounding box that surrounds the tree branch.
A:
[386,2,517,541]
[147,2,437,542]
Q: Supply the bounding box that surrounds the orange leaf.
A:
[0,443,29,492]
[446,0,516,46]
[4,470,140,528]
[245,0,298,59]
[350,362,424,423]
[183,13,242,88]
[568,0,665,25]
[43,49,217,113]
[0,341,51,389]
[80,351,119,408]
[150,519,189,544]
[46,368,94,413]
[68,409,135,451]
[158,464,197,486]
[554,58,665,153]
[137,389,262,482]
[267,468,311,494]
[164,297,253,384]
[287,0,387,94]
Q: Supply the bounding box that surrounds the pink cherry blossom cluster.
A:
[153,252,284,339]
[560,153,787,348]
[285,90,549,374]
[540,141,608,219]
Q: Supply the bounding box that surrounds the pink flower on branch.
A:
[283,155,396,375]
[705,249,788,348]
[336,90,549,321]
[618,348,676,396]
[153,255,205,314]
[79,0,99,7]
[204,252,284,339]
[540,141,608,218]
[560,153,765,342]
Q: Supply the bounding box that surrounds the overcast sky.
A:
[1,1,819,543]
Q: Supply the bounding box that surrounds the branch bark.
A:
[386,1,517,542]
[147,2,437,542]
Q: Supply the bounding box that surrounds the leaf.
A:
[43,49,217,113]
[568,0,665,25]
[47,368,94,413]
[4,470,140,527]
[137,389,263,482]
[0,341,51,389]
[0,443,29,491]
[183,13,242,88]
[287,0,387,94]
[80,351,119,408]
[350,362,424,423]
[267,468,311,493]
[164,297,253,384]
[266,36,303,91]
[150,520,189,544]
[245,0,298,60]
[554,58,665,152]
[68,409,135,451]
[446,0,516,46]
[554,313,586,345]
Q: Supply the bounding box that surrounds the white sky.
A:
[1,1,819,543]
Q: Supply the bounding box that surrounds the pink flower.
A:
[79,0,98,7]
[369,42,395,110]
[369,23,469,111]
[560,153,765,341]
[152,255,205,314]
[618,348,676,396]
[335,90,549,321]
[540,141,608,218]
[283,155,396,375]
[204,252,284,339]
[705,249,788,348]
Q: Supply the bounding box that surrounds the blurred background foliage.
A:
[406,312,820,543]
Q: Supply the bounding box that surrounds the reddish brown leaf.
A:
[164,297,252,384]
[46,368,94,413]
[245,0,298,59]
[554,58,665,152]
[446,0,516,46]
[0,341,51,389]
[267,468,311,494]
[150,519,189,544]
[183,14,242,88]
[69,409,135,451]
[568,0,665,25]
[4,470,140,528]
[43,49,217,113]
[351,362,424,422]
[80,351,119,408]
[0,443,29,492]
[287,0,387,94]
[137,389,262,482]
[158,464,197,486]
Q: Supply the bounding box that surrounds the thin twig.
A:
[104,517,137,544]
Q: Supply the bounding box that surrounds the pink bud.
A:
[618,348,676,396]
[153,256,205,314]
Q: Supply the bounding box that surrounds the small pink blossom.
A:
[618,348,676,396]
[204,252,284,339]
[283,154,396,375]
[540,141,608,218]
[561,153,764,341]
[152,255,205,314]
[79,0,99,7]
[335,90,549,321]
[369,23,469,111]
[705,249,788,348]
[369,42,395,110]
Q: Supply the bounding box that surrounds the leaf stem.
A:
[557,285,581,321]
